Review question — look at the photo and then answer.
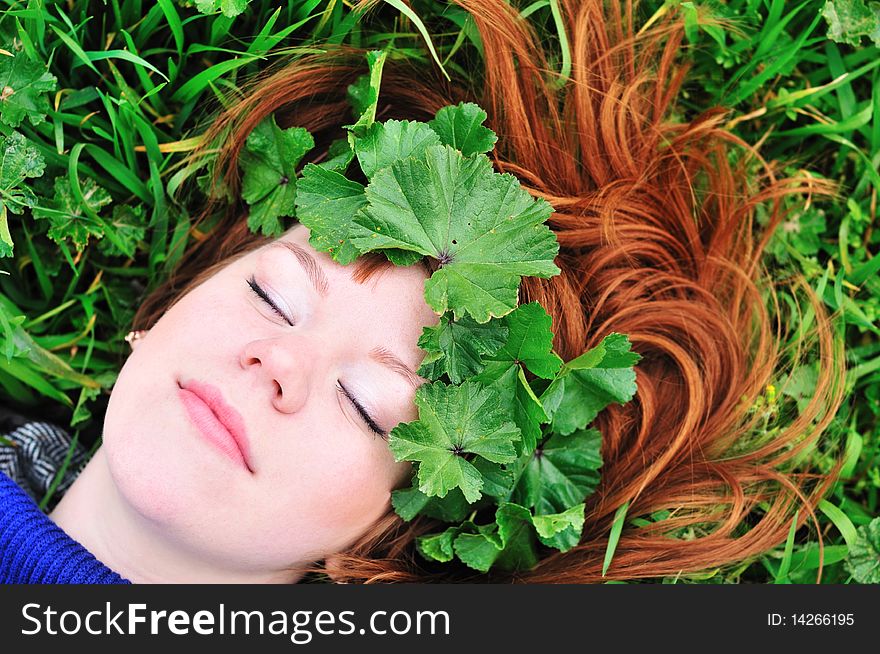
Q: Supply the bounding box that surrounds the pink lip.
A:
[177,379,254,474]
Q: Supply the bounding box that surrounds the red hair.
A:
[133,0,846,582]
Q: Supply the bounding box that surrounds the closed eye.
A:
[246,276,386,440]
[247,275,292,325]
[337,381,388,440]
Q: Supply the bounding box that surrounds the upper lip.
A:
[180,378,254,473]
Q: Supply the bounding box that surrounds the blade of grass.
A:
[0,365,35,405]
[726,11,823,106]
[520,1,550,19]
[442,6,484,59]
[796,259,831,341]
[157,0,184,59]
[767,58,880,110]
[39,428,82,511]
[246,8,320,55]
[602,500,629,577]
[209,14,236,47]
[817,499,858,550]
[170,55,261,104]
[83,144,150,203]
[775,104,872,137]
[822,133,880,191]
[67,143,103,225]
[13,16,39,61]
[49,24,99,75]
[84,50,170,84]
[788,544,849,573]
[547,0,571,89]
[21,222,53,301]
[825,42,857,127]
[848,251,880,286]
[382,0,450,81]
[775,509,799,583]
[839,416,863,479]
[0,357,72,406]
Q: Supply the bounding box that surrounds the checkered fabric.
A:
[0,417,88,509]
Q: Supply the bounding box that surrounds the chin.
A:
[101,412,200,539]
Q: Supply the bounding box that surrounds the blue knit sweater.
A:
[0,471,131,584]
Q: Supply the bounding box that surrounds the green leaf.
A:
[194,0,251,18]
[0,131,45,257]
[844,517,880,583]
[423,488,473,522]
[1,305,103,387]
[473,362,547,455]
[450,503,540,572]
[96,204,146,259]
[472,457,515,499]
[0,132,44,209]
[417,526,461,563]
[453,522,504,572]
[513,427,602,515]
[821,0,880,47]
[497,302,563,377]
[782,364,819,415]
[428,102,498,157]
[32,176,112,253]
[317,137,355,175]
[473,300,560,450]
[416,312,508,383]
[492,502,540,570]
[346,50,387,138]
[388,379,521,503]
[383,248,424,266]
[514,367,550,453]
[347,74,374,123]
[769,207,827,262]
[532,503,585,551]
[354,119,441,178]
[390,484,430,521]
[295,164,367,264]
[540,333,640,435]
[0,46,57,127]
[353,144,560,322]
[195,157,233,203]
[391,484,472,522]
[239,114,314,237]
[0,208,11,258]
[70,384,103,427]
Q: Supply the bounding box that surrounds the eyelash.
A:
[247,275,290,323]
[337,381,387,440]
[246,275,387,440]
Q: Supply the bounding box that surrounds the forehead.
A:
[258,223,438,322]
[272,223,428,289]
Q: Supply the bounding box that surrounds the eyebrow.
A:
[268,240,421,390]
[370,346,421,389]
[269,241,330,297]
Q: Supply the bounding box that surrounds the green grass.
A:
[0,0,877,583]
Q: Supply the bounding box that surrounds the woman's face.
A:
[102,222,439,578]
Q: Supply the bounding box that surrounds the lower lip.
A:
[178,387,250,472]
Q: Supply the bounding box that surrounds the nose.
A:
[240,337,311,414]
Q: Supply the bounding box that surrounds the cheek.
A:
[100,304,245,529]
[280,440,399,530]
